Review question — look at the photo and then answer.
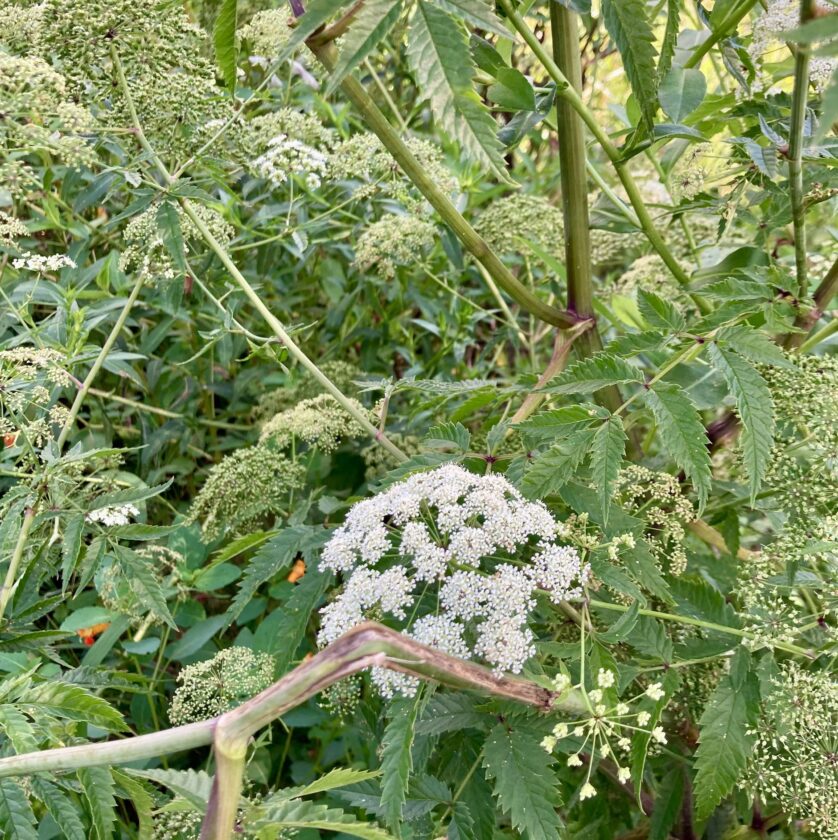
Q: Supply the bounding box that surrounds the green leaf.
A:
[521,428,596,499]
[657,0,682,81]
[544,353,643,394]
[30,779,86,840]
[448,801,476,840]
[627,616,673,662]
[487,67,536,112]
[78,767,116,840]
[643,382,712,510]
[24,681,125,731]
[693,673,759,821]
[111,771,154,838]
[113,546,175,628]
[814,69,838,143]
[707,343,774,504]
[226,525,330,626]
[259,563,333,674]
[601,0,659,132]
[127,768,212,809]
[407,0,508,180]
[250,797,396,839]
[483,723,563,840]
[275,0,346,65]
[597,599,640,644]
[513,404,601,440]
[380,693,423,836]
[292,768,383,798]
[155,202,187,274]
[659,67,706,122]
[424,421,471,453]
[637,290,686,332]
[434,0,506,35]
[649,769,684,840]
[716,324,794,368]
[328,0,403,91]
[0,779,37,840]
[589,415,626,525]
[416,693,488,735]
[0,705,37,753]
[61,513,84,589]
[214,0,238,89]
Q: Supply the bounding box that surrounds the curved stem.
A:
[308,41,582,330]
[0,507,36,621]
[683,0,760,69]
[109,46,408,463]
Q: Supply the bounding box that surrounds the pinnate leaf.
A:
[590,415,626,525]
[544,353,643,394]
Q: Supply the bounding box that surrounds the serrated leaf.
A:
[78,767,116,840]
[543,353,643,394]
[716,324,794,368]
[513,404,601,441]
[521,428,596,499]
[649,769,684,840]
[0,704,37,753]
[0,779,37,840]
[250,797,395,839]
[380,693,423,836]
[293,768,383,798]
[707,343,774,504]
[659,67,706,122]
[597,599,640,644]
[155,202,187,274]
[225,526,329,625]
[30,779,86,840]
[608,330,671,356]
[627,616,674,662]
[435,0,506,35]
[23,681,125,731]
[214,0,238,90]
[601,0,659,132]
[127,768,213,809]
[113,546,175,628]
[61,513,84,590]
[407,0,508,179]
[424,421,471,453]
[448,801,476,840]
[636,289,686,332]
[260,562,333,674]
[328,0,403,91]
[643,382,711,510]
[590,415,626,525]
[658,0,682,80]
[669,577,740,630]
[111,770,154,838]
[693,674,759,820]
[483,723,562,840]
[416,693,488,735]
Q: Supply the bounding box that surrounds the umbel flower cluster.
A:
[317,464,590,696]
[746,664,838,839]
[542,671,669,801]
[169,647,275,725]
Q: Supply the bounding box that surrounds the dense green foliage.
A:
[0,0,837,837]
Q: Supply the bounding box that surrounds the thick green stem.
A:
[788,0,815,297]
[109,47,407,463]
[57,270,147,451]
[500,0,708,313]
[684,0,760,69]
[309,42,581,330]
[550,3,626,418]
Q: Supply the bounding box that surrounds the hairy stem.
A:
[500,0,707,312]
[788,0,815,297]
[109,46,407,463]
[550,3,626,417]
[307,41,582,330]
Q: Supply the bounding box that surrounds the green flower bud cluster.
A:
[252,361,361,422]
[259,393,371,453]
[188,444,306,540]
[119,203,234,284]
[746,664,838,839]
[609,254,688,300]
[320,674,363,719]
[353,213,437,280]
[614,465,694,576]
[473,194,564,264]
[168,647,275,725]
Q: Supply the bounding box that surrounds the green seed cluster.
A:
[354,213,437,280]
[168,647,275,725]
[473,194,564,263]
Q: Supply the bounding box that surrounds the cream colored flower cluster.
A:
[317,464,589,695]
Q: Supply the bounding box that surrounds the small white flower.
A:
[651,726,667,744]
[637,711,651,727]
[618,767,631,783]
[579,782,597,800]
[597,668,615,688]
[541,735,557,752]
[85,503,139,527]
[567,754,583,767]
[645,683,665,701]
[552,723,569,739]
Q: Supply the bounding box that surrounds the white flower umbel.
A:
[253,133,329,190]
[317,464,589,692]
[86,503,139,527]
[12,252,76,273]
